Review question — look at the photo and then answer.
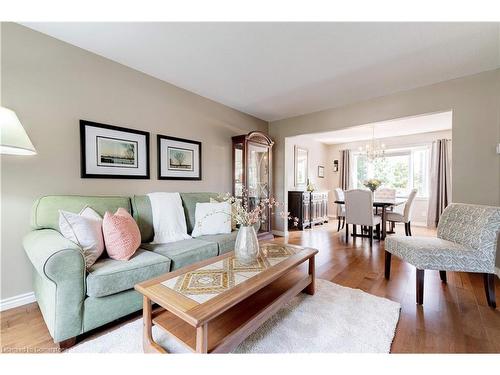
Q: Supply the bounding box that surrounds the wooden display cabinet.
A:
[232,131,274,239]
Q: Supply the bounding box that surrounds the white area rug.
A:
[68,279,400,353]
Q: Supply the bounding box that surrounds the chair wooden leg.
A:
[337,217,341,232]
[416,269,425,305]
[408,221,412,236]
[384,251,392,279]
[57,337,77,351]
[404,223,409,236]
[342,217,345,229]
[353,225,357,237]
[483,273,497,308]
[345,224,349,243]
[439,270,447,283]
[368,226,373,247]
[376,223,381,240]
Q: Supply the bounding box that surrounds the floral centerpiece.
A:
[216,189,298,264]
[363,178,382,192]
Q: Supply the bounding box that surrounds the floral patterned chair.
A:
[384,203,500,308]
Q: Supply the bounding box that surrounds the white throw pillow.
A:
[191,202,232,237]
[210,197,238,231]
[59,206,104,269]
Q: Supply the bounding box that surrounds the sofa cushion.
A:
[197,231,238,255]
[32,195,131,231]
[384,235,481,272]
[179,193,219,234]
[141,238,218,270]
[86,249,171,297]
[131,195,154,243]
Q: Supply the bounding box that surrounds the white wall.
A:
[285,135,330,192]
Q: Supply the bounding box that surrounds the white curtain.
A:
[427,139,452,228]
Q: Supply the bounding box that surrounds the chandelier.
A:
[359,125,385,161]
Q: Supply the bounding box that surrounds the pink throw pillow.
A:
[102,208,141,260]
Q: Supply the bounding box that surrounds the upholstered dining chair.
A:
[345,189,381,247]
[373,188,396,215]
[374,188,396,200]
[386,188,418,236]
[385,203,500,308]
[334,188,346,231]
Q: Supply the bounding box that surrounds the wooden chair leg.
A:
[416,269,425,305]
[483,273,497,308]
[368,226,373,247]
[408,221,412,236]
[384,251,392,279]
[439,271,447,283]
[353,225,357,237]
[345,223,349,243]
[404,223,409,236]
[376,223,381,240]
[57,337,77,351]
[337,217,341,232]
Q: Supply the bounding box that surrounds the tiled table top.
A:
[161,244,299,304]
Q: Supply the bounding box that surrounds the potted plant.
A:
[363,178,382,192]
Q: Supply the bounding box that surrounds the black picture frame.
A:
[157,134,202,180]
[80,120,150,179]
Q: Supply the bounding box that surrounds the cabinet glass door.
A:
[234,142,244,199]
[247,142,270,233]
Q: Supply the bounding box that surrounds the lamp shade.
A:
[0,106,37,155]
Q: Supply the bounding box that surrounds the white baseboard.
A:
[0,292,36,312]
[272,230,289,237]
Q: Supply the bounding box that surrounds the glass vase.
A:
[235,225,260,264]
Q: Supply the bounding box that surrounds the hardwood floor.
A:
[1,221,499,353]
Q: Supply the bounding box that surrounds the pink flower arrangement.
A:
[217,189,298,227]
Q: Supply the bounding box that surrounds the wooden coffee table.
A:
[135,243,318,353]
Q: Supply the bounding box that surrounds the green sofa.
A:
[23,193,237,345]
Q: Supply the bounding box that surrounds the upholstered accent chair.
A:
[333,188,346,231]
[386,188,418,236]
[345,189,381,247]
[385,203,500,308]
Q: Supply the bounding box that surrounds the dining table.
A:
[333,197,407,240]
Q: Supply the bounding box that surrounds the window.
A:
[352,146,430,198]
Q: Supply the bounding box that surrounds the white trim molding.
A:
[272,229,289,237]
[0,292,36,312]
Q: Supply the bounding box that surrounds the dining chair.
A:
[333,188,346,231]
[373,188,396,215]
[385,203,500,308]
[374,188,396,200]
[344,189,381,247]
[386,188,417,236]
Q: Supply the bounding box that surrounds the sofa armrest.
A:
[23,229,86,342]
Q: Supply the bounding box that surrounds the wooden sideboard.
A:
[288,190,328,230]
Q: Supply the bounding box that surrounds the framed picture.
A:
[80,120,150,179]
[318,165,325,178]
[294,145,308,187]
[157,134,202,180]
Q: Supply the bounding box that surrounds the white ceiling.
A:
[306,111,452,145]
[22,22,500,121]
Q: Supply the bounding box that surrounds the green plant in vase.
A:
[306,178,315,192]
[363,178,382,192]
